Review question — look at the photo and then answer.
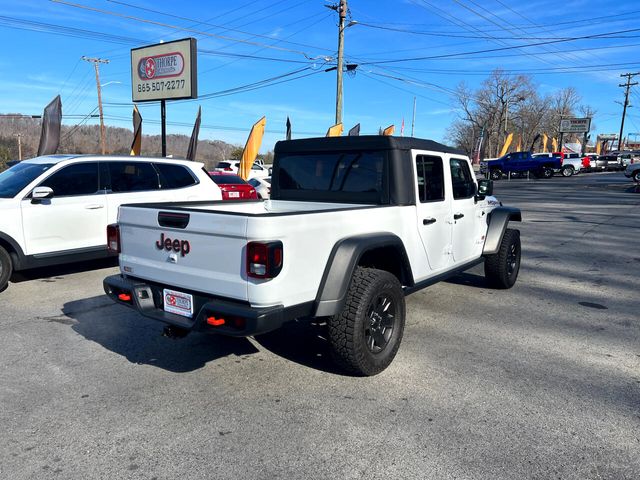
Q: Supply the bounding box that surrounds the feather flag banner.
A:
[37,95,62,156]
[186,106,201,161]
[130,105,142,156]
[500,133,513,156]
[326,123,343,137]
[239,116,266,180]
[382,125,394,136]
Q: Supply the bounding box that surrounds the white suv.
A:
[0,155,222,291]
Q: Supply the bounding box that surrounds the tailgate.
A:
[118,206,248,301]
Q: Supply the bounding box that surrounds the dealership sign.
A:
[131,38,197,102]
[559,117,591,134]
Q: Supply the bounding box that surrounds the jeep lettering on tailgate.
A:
[156,233,191,257]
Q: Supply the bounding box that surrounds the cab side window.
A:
[416,155,444,202]
[108,162,159,192]
[39,162,99,197]
[450,158,475,199]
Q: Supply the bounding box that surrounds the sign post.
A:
[130,38,197,156]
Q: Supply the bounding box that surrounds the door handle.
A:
[85,204,105,210]
[453,213,464,220]
[423,218,437,225]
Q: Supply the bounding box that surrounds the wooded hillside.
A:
[0,114,238,170]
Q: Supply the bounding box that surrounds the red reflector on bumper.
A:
[207,317,225,326]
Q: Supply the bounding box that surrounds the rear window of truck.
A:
[275,151,388,204]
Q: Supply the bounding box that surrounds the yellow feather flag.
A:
[596,141,601,155]
[130,105,142,156]
[516,135,522,152]
[326,123,343,137]
[238,116,266,181]
[552,137,558,152]
[542,133,548,152]
[382,125,395,136]
[499,133,513,156]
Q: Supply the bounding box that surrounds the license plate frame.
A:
[163,288,194,318]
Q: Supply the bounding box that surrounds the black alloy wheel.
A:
[364,294,396,354]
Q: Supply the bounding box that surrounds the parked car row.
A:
[481,150,635,180]
[213,160,271,179]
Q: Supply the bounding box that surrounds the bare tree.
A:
[447,72,593,157]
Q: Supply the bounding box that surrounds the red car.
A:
[208,172,258,200]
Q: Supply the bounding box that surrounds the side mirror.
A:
[477,179,493,196]
[31,186,54,204]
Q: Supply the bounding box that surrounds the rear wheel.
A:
[561,166,574,177]
[542,167,554,179]
[0,246,12,292]
[327,267,405,376]
[484,229,521,289]
[489,168,503,180]
[633,171,640,182]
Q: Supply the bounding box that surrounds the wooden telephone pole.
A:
[618,72,639,151]
[82,56,109,155]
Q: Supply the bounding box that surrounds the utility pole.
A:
[618,72,639,151]
[334,0,347,125]
[82,56,109,155]
[14,134,22,161]
[411,96,416,137]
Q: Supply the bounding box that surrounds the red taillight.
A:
[224,167,232,171]
[118,293,131,302]
[107,224,120,253]
[246,241,283,279]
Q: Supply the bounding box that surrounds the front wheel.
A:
[633,171,640,182]
[484,229,521,289]
[0,246,13,292]
[561,166,574,177]
[490,168,503,180]
[328,267,406,376]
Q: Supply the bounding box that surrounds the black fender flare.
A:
[482,206,522,255]
[0,232,26,270]
[313,233,413,317]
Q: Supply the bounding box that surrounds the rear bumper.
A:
[103,274,312,337]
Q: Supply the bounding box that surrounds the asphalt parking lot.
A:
[1,172,638,480]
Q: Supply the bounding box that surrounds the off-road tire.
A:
[542,167,554,179]
[484,228,521,289]
[327,267,405,376]
[561,166,574,177]
[490,168,503,180]
[633,171,640,182]
[0,246,12,292]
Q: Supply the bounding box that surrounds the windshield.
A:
[0,162,55,198]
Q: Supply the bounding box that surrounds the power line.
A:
[105,0,333,54]
[355,21,640,39]
[51,0,328,59]
[358,25,640,64]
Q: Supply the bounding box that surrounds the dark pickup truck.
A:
[480,151,562,180]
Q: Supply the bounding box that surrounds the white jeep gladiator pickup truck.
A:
[104,136,522,376]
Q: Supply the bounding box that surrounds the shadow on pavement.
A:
[64,295,259,373]
[254,319,347,376]
[10,257,119,284]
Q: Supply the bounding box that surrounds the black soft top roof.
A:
[274,135,464,155]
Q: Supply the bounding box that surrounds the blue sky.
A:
[2,0,640,151]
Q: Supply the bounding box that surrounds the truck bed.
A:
[116,200,422,309]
